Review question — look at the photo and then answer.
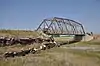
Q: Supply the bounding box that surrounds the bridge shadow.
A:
[59,35,84,45]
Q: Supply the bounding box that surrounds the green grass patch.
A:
[66,49,100,59]
[78,41,100,45]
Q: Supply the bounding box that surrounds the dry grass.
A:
[0,43,41,55]
[0,30,100,66]
[0,46,100,66]
[0,29,39,37]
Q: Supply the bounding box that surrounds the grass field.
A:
[0,29,39,37]
[0,44,100,66]
[0,30,100,66]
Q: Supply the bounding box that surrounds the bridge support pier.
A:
[73,35,84,42]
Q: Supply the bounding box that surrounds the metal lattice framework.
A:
[37,17,85,36]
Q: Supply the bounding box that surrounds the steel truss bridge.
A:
[37,17,85,36]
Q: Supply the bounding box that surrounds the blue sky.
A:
[0,0,100,33]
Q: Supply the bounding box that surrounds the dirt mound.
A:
[93,35,100,40]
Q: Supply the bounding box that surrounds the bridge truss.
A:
[37,17,85,36]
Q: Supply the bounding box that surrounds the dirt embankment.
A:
[93,35,100,40]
